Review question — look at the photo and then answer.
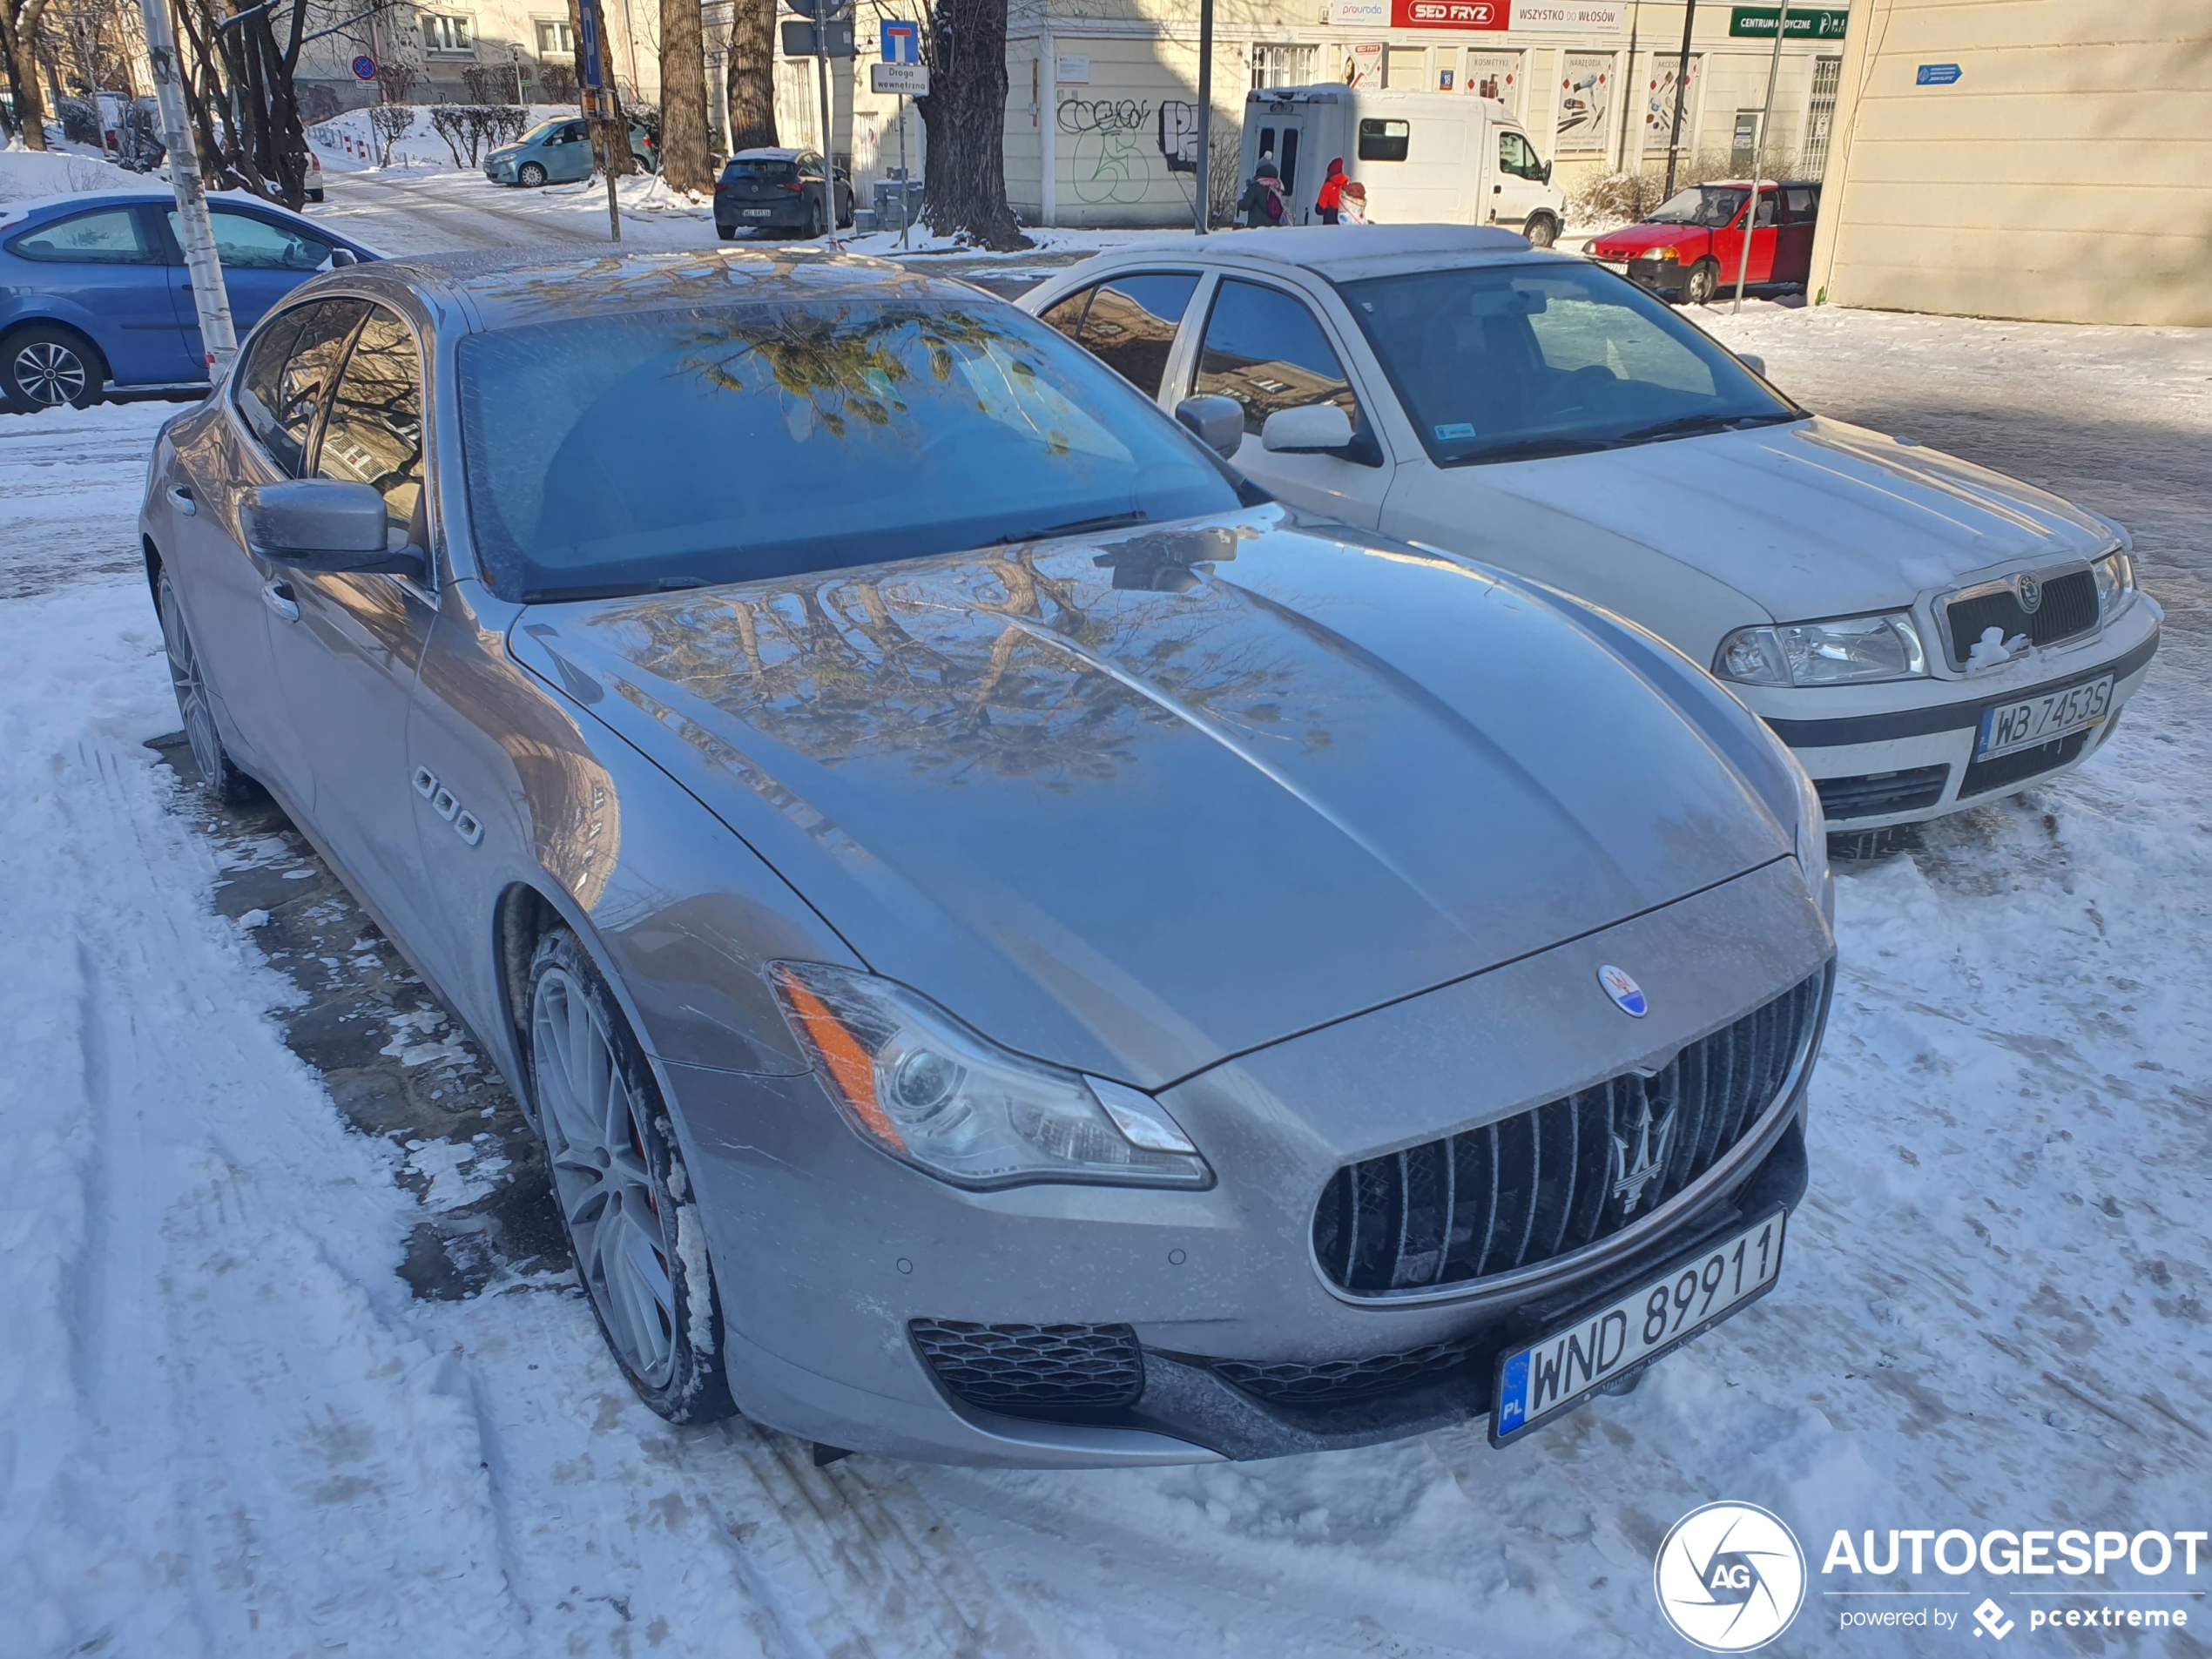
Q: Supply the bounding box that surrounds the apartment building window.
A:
[535,17,575,56]
[1801,54,1842,176]
[1250,44,1317,91]
[421,13,475,56]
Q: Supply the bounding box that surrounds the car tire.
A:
[518,161,549,187]
[158,566,257,805]
[802,200,824,239]
[1523,212,1558,248]
[3,322,105,410]
[1683,260,1719,307]
[527,927,738,1426]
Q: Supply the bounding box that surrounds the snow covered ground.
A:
[3,306,2209,1656]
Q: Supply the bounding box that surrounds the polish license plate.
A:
[741,207,772,218]
[1976,674,2113,761]
[1491,1208,1786,1447]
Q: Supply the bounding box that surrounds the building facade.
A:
[1805,0,2212,327]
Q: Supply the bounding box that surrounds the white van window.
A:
[1357,118,1409,163]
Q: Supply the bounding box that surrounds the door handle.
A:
[168,484,197,516]
[261,579,300,622]
[1494,184,1503,193]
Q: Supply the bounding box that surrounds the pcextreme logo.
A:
[1655,1502,1808,1651]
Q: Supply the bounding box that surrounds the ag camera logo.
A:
[1655,1502,1806,1651]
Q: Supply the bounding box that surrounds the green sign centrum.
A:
[1728,4,1850,38]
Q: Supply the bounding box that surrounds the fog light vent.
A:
[910,1318,1143,1414]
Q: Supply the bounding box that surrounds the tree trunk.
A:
[567,0,637,175]
[917,0,1027,249]
[657,0,713,192]
[1,0,51,149]
[724,0,775,151]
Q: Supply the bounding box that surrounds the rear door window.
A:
[1192,279,1358,435]
[1783,185,1816,222]
[10,206,158,263]
[1039,286,1093,341]
[1075,273,1198,399]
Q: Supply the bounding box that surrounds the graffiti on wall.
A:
[1158,99,1199,172]
[1055,95,1204,203]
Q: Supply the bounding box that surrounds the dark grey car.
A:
[142,246,1835,1466]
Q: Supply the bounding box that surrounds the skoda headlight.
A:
[1716,612,1926,687]
[769,962,1211,1190]
[2093,550,2135,622]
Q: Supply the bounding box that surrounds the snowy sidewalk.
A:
[3,308,2210,1656]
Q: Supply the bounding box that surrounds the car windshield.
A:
[520,118,565,145]
[1645,185,1748,226]
[724,158,795,181]
[458,297,1247,602]
[1339,262,1799,467]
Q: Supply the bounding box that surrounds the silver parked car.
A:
[143,246,1835,1466]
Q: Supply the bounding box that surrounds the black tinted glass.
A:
[725,158,796,181]
[254,299,368,474]
[1077,273,1197,399]
[236,308,312,462]
[316,307,424,544]
[457,298,1242,603]
[1194,280,1356,435]
[1357,118,1408,162]
[1341,263,1794,465]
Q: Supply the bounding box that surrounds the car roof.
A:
[1075,224,1554,282]
[347,245,974,334]
[0,187,322,223]
[1677,179,1820,190]
[730,146,809,160]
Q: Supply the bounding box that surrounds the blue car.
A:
[0,189,377,409]
[485,116,660,186]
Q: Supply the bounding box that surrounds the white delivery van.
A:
[1240,85,1564,244]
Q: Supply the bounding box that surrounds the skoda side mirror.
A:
[327,246,358,268]
[1261,402,1355,455]
[1174,394,1245,460]
[1737,353,1767,379]
[240,480,427,580]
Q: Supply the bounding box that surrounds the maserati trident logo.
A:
[1610,1098,1677,1216]
[2017,572,2043,612]
[1597,963,1648,1017]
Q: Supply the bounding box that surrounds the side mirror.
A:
[1542,160,1553,184]
[1261,402,1355,455]
[1737,353,1767,379]
[327,246,358,268]
[1174,393,1245,460]
[240,480,425,578]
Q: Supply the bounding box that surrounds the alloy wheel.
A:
[13,340,87,406]
[160,579,226,791]
[531,966,678,1386]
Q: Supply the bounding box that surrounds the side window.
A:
[234,307,314,462]
[1076,273,1199,399]
[1358,118,1409,163]
[314,306,425,546]
[1039,286,1093,342]
[1499,131,1538,179]
[1193,279,1358,436]
[9,206,156,264]
[556,120,586,144]
[171,206,334,272]
[1751,192,1778,227]
[267,299,369,475]
[1783,185,1816,223]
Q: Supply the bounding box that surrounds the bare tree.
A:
[368,99,415,164]
[658,0,712,191]
[170,0,323,207]
[916,0,1028,248]
[724,0,773,151]
[0,0,54,150]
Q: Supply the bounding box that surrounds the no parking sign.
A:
[351,54,376,79]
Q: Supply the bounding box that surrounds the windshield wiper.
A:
[995,510,1149,545]
[1611,410,1802,446]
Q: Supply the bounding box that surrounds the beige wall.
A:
[1806,0,2212,326]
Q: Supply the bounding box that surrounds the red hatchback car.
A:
[1588,180,1821,305]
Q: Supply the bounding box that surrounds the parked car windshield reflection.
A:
[457,299,1244,602]
[1340,263,1799,466]
[1644,185,1750,226]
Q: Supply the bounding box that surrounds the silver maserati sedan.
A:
[142,246,1836,1466]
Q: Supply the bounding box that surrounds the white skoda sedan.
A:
[1021,227,2160,842]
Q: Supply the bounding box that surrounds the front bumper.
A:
[1746,601,2161,828]
[484,162,517,185]
[664,857,1833,1466]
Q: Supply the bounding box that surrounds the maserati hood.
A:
[513,510,1794,1086]
[1474,416,2120,624]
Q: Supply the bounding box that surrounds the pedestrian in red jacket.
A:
[1315,158,1347,224]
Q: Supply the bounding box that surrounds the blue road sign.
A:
[1915,62,1962,85]
[577,0,606,89]
[351,54,377,79]
[880,20,920,64]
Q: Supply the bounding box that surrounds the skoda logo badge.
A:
[1597,964,1648,1017]
[2018,572,2043,612]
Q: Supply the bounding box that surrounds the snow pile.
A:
[0,146,134,202]
[309,104,578,173]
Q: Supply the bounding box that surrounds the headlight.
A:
[2093,550,2134,622]
[1715,612,1927,687]
[1654,246,1681,262]
[769,962,1211,1190]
